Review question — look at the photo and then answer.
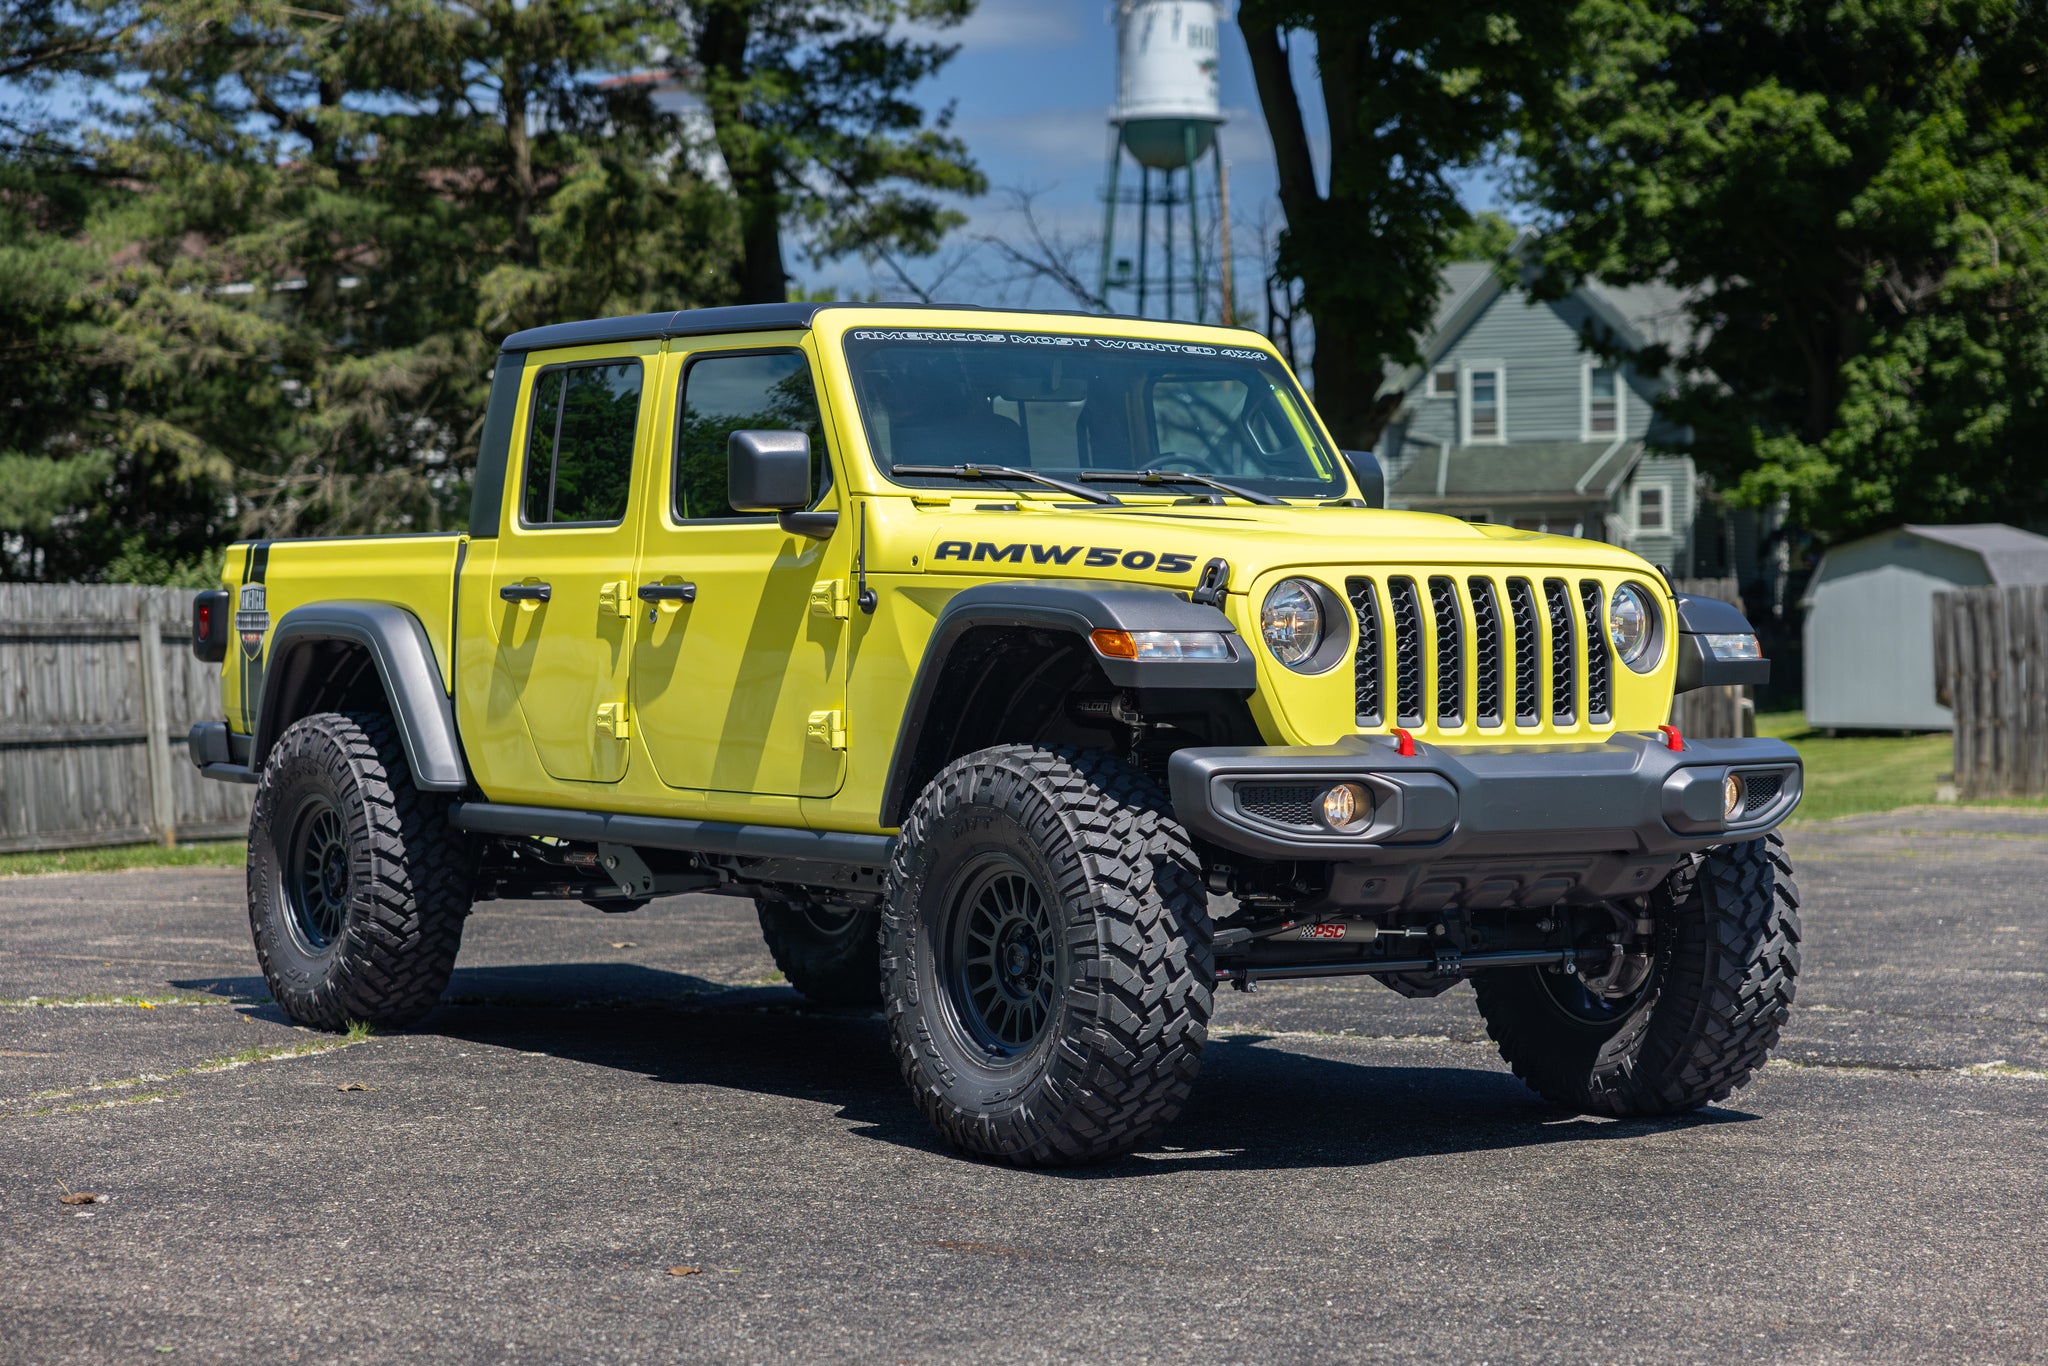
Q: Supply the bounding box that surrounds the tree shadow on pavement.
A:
[172,960,1756,1172]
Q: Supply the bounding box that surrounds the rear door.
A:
[489,345,654,785]
[629,338,851,798]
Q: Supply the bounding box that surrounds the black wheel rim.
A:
[1537,964,1648,1024]
[941,853,1059,1060]
[283,795,351,954]
[796,901,863,942]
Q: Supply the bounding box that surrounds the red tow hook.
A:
[1657,724,1685,752]
[1392,727,1418,757]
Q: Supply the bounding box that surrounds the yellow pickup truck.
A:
[191,303,1801,1165]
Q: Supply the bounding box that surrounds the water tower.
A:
[1099,0,1228,321]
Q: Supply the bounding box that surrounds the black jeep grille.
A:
[1545,578,1576,725]
[1581,580,1612,724]
[1429,577,1463,725]
[1507,577,1541,726]
[1388,577,1426,728]
[1468,576,1505,728]
[1341,571,1620,736]
[1347,578,1383,727]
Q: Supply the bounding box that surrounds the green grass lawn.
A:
[1757,711,2048,822]
[0,840,246,878]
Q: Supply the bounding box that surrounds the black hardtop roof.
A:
[498,301,1266,354]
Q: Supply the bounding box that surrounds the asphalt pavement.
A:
[3,808,2046,1364]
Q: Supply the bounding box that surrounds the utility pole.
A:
[1218,156,1235,326]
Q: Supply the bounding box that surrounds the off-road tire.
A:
[755,895,882,1007]
[882,744,1213,1165]
[247,711,475,1030]
[1472,833,1800,1115]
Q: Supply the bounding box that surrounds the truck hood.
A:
[889,499,1657,589]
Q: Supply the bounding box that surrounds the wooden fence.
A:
[0,583,252,852]
[1934,584,2048,798]
[1668,577,1753,739]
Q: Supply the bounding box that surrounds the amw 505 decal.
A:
[933,541,1197,574]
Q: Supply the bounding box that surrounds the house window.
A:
[1465,366,1503,442]
[1430,368,1457,397]
[1636,485,1666,532]
[1586,365,1621,437]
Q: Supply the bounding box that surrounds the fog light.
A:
[1321,782,1373,833]
[1723,772,1744,820]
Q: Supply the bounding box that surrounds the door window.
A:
[673,351,827,520]
[520,361,643,526]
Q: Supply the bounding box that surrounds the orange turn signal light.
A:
[1091,628,1138,659]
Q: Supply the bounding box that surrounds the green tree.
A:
[1239,2,1570,446]
[1,0,742,576]
[1517,0,2048,541]
[672,0,985,303]
[0,0,137,578]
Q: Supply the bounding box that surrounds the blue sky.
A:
[811,0,1504,312]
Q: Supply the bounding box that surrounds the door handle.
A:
[500,582,552,603]
[638,582,697,604]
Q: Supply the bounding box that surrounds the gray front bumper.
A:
[1167,732,1802,866]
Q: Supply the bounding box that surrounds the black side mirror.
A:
[1342,449,1386,508]
[729,430,812,511]
[728,429,837,540]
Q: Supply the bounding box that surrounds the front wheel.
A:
[247,711,475,1030]
[1472,833,1801,1115]
[882,745,1213,1165]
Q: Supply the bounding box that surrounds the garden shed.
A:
[1803,523,2048,730]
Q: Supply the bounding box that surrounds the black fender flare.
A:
[252,603,469,791]
[878,580,1254,826]
[1672,592,1770,693]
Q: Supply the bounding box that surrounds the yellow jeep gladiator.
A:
[191,303,1801,1165]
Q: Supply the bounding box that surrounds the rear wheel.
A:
[754,895,881,1007]
[882,745,1213,1165]
[247,711,475,1030]
[1472,833,1801,1115]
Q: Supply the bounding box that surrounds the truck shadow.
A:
[172,961,1755,1173]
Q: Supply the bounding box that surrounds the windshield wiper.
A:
[890,463,1121,505]
[1077,469,1283,506]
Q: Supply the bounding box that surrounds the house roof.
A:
[1390,441,1641,505]
[1904,523,2048,583]
[1381,245,1704,399]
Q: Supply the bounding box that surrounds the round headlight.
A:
[1608,583,1656,669]
[1261,579,1325,670]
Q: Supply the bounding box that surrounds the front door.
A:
[631,342,850,798]
[490,347,652,785]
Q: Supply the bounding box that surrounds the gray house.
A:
[1376,261,1705,576]
[1803,524,2048,731]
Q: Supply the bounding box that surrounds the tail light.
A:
[193,589,229,663]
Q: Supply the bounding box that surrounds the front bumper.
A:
[1167,732,1801,910]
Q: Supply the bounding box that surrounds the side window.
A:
[674,351,827,521]
[520,361,643,526]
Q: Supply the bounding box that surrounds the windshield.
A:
[843,328,1348,499]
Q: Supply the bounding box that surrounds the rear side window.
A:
[521,361,643,526]
[673,351,827,521]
